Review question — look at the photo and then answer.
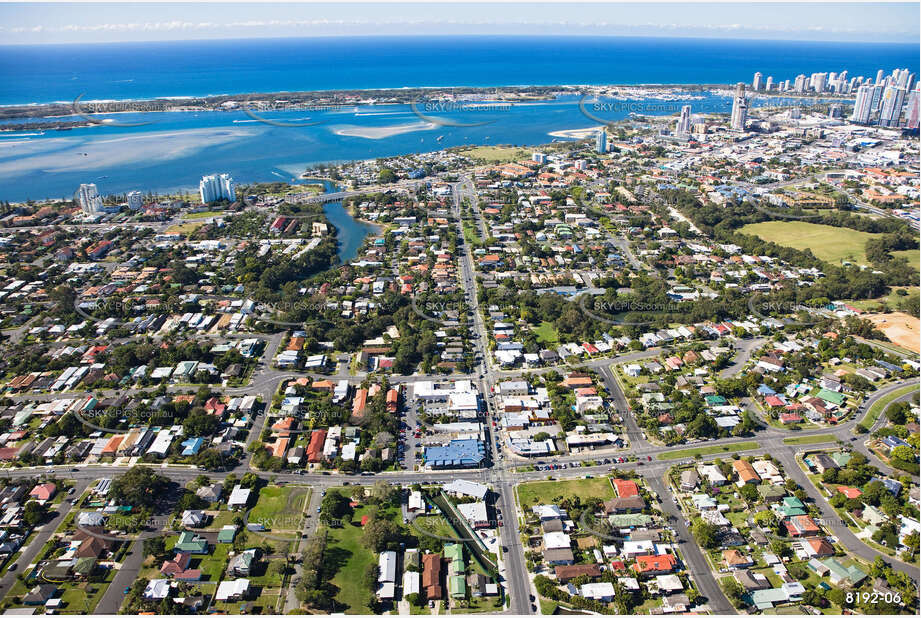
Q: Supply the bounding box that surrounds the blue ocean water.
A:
[1,36,917,105]
[0,36,917,202]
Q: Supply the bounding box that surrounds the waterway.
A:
[309,179,378,264]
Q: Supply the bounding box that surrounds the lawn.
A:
[782,434,838,446]
[182,210,227,219]
[412,514,459,541]
[739,221,879,266]
[891,249,920,271]
[847,286,920,312]
[164,221,204,236]
[248,486,309,533]
[858,384,918,431]
[325,507,377,614]
[656,441,760,460]
[533,321,559,345]
[460,146,530,163]
[516,477,615,507]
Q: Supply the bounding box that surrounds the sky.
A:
[0,1,918,45]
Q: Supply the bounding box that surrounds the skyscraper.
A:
[851,84,874,124]
[906,86,920,130]
[875,69,885,85]
[75,183,103,215]
[676,105,692,135]
[730,83,747,131]
[752,72,763,91]
[200,173,236,203]
[595,128,607,154]
[764,76,774,91]
[879,86,907,127]
[794,74,806,93]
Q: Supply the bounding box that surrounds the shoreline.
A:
[0,83,859,119]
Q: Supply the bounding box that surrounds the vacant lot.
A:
[460,146,530,163]
[164,221,204,236]
[739,221,877,266]
[248,486,310,532]
[517,477,614,507]
[656,441,760,460]
[863,312,920,354]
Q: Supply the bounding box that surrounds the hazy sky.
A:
[0,2,918,45]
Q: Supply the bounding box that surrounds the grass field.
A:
[517,477,614,507]
[182,210,227,219]
[891,249,920,271]
[460,146,530,163]
[847,286,920,312]
[656,441,760,460]
[325,503,379,614]
[739,221,878,266]
[782,434,838,446]
[859,384,919,431]
[533,321,560,345]
[164,221,204,236]
[248,486,309,532]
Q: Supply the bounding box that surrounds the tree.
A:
[363,564,380,590]
[110,466,169,509]
[143,536,167,561]
[22,500,46,527]
[739,483,758,503]
[362,517,402,552]
[691,520,718,549]
[720,578,745,608]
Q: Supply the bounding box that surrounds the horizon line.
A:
[1,32,919,47]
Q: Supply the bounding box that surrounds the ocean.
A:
[0,36,917,202]
[1,35,917,105]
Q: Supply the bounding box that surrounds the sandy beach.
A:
[547,126,603,139]
[332,121,436,139]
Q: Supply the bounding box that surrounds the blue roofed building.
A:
[424,439,486,469]
[181,437,205,456]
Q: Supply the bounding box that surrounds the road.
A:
[3,173,919,612]
[646,476,734,614]
[0,479,91,602]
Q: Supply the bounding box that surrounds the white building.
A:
[76,183,103,215]
[200,173,236,203]
[126,190,144,210]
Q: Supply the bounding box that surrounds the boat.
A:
[436,135,444,142]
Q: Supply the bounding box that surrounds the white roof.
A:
[378,550,397,583]
[443,479,488,500]
[402,570,420,596]
[215,579,249,601]
[457,501,489,524]
[143,579,170,599]
[543,531,571,550]
[581,582,616,599]
[656,574,684,592]
[228,485,251,507]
